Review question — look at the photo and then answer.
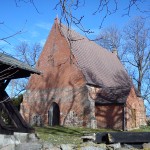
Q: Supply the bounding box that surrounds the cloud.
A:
[30,31,39,38]
[36,22,52,30]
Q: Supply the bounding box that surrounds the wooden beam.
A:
[95,132,150,144]
[0,79,10,90]
[0,91,34,134]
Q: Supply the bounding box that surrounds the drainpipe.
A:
[122,103,126,131]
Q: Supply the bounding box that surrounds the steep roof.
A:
[0,52,40,79]
[58,22,132,89]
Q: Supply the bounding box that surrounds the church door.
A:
[48,102,60,126]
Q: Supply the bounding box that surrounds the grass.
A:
[35,126,114,145]
[35,125,150,145]
[132,126,150,132]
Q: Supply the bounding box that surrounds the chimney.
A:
[112,48,118,56]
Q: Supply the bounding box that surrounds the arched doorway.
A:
[48,102,60,126]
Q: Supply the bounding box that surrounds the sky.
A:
[0,0,149,57]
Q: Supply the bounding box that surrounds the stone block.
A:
[81,146,103,150]
[14,132,39,143]
[15,143,42,150]
[42,142,54,149]
[81,134,95,142]
[0,144,15,150]
[60,144,75,150]
[0,134,20,148]
[107,143,121,150]
[14,132,28,143]
[143,143,150,149]
[28,133,39,142]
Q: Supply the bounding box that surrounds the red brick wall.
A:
[21,86,90,126]
[27,19,85,90]
[126,88,146,130]
[21,19,91,127]
[95,105,123,129]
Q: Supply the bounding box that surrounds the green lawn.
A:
[132,126,150,132]
[35,126,114,145]
[35,126,150,145]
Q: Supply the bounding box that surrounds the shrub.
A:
[147,119,150,126]
[12,94,23,111]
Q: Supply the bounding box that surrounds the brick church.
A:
[21,18,146,130]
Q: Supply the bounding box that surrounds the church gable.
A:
[28,18,85,90]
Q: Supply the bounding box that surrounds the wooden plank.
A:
[0,91,34,134]
[107,132,150,144]
[95,132,150,144]
[4,102,34,133]
[1,103,18,128]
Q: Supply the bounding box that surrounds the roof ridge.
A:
[56,22,119,57]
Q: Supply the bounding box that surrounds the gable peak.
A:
[55,15,59,24]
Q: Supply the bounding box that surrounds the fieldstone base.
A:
[0,133,149,150]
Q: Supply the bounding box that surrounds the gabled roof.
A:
[58,22,132,89]
[0,52,40,79]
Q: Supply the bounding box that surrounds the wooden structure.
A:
[0,52,40,134]
[95,132,150,148]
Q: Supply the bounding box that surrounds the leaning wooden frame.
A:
[0,52,40,134]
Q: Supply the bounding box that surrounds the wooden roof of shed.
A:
[0,52,40,79]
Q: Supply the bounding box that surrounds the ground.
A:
[35,126,150,145]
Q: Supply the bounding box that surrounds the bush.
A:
[12,94,23,111]
[147,119,150,126]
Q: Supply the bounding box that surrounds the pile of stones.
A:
[0,133,150,150]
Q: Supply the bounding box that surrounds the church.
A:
[21,18,146,130]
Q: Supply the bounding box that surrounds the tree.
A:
[54,0,150,33]
[123,17,150,102]
[96,26,126,60]
[12,94,23,111]
[96,16,150,110]
[15,41,41,67]
[8,42,42,97]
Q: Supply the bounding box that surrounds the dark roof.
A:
[59,23,132,89]
[0,52,40,79]
[95,87,131,104]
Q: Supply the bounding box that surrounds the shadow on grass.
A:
[35,126,85,137]
[35,125,117,137]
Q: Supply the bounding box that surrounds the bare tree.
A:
[15,41,41,67]
[96,26,121,51]
[8,42,42,97]
[14,0,40,13]
[54,0,150,33]
[96,16,150,105]
[96,26,128,62]
[123,17,150,101]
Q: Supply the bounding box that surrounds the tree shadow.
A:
[93,70,133,130]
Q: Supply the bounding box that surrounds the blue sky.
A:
[0,1,149,56]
